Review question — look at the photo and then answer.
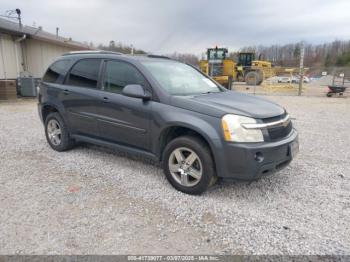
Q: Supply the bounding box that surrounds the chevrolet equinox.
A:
[38,51,299,195]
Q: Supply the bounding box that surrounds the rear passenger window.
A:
[104,60,146,94]
[43,60,71,83]
[66,59,101,88]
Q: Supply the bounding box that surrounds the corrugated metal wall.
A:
[0,34,21,79]
[0,33,79,79]
[24,39,73,77]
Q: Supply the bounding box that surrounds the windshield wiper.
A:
[200,91,219,94]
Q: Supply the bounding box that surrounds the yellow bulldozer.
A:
[199,47,275,88]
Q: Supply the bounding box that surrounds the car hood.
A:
[170,91,285,119]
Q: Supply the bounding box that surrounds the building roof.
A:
[0,17,92,50]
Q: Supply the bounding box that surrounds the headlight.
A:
[221,114,264,142]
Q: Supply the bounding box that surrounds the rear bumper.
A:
[219,129,298,180]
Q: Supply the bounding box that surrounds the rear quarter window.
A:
[43,59,72,83]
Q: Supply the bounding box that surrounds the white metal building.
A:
[0,17,91,79]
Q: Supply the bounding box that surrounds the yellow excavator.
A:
[199,47,275,88]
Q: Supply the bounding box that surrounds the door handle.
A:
[63,89,69,95]
[102,97,109,103]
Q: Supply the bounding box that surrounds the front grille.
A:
[267,120,292,141]
[208,64,223,77]
[262,112,287,123]
[261,113,293,141]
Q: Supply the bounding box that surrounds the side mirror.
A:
[122,84,151,100]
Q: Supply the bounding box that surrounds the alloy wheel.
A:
[47,119,62,146]
[168,147,203,187]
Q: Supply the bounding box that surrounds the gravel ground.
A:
[0,95,349,255]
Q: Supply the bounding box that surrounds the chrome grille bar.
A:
[242,114,290,129]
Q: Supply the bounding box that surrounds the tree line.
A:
[232,40,350,68]
[97,41,147,55]
[167,40,350,68]
[97,40,350,68]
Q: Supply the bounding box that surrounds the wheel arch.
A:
[41,101,68,122]
[42,104,60,122]
[157,124,219,172]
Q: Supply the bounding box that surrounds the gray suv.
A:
[38,51,299,195]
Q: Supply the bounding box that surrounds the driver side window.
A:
[104,60,146,94]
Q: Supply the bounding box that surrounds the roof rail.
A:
[62,50,123,56]
[147,54,171,59]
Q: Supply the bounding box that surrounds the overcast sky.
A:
[1,0,350,54]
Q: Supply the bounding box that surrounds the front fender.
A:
[151,103,226,177]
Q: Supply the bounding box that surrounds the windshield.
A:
[141,61,223,95]
[208,49,226,60]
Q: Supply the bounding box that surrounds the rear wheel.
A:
[45,112,75,151]
[162,136,216,195]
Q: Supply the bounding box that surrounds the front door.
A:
[96,60,152,151]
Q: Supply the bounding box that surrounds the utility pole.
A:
[15,9,22,29]
[298,41,305,96]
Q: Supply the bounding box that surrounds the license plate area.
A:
[289,140,299,158]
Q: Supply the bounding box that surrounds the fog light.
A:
[254,152,264,162]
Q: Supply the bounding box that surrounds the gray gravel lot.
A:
[0,95,349,255]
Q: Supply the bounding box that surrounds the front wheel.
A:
[162,136,217,195]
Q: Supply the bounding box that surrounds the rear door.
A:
[61,58,103,138]
[96,59,152,151]
[41,59,73,121]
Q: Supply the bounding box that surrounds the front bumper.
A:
[219,129,298,180]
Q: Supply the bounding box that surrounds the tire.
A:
[45,112,75,152]
[162,136,217,195]
[245,71,262,85]
[225,76,233,90]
